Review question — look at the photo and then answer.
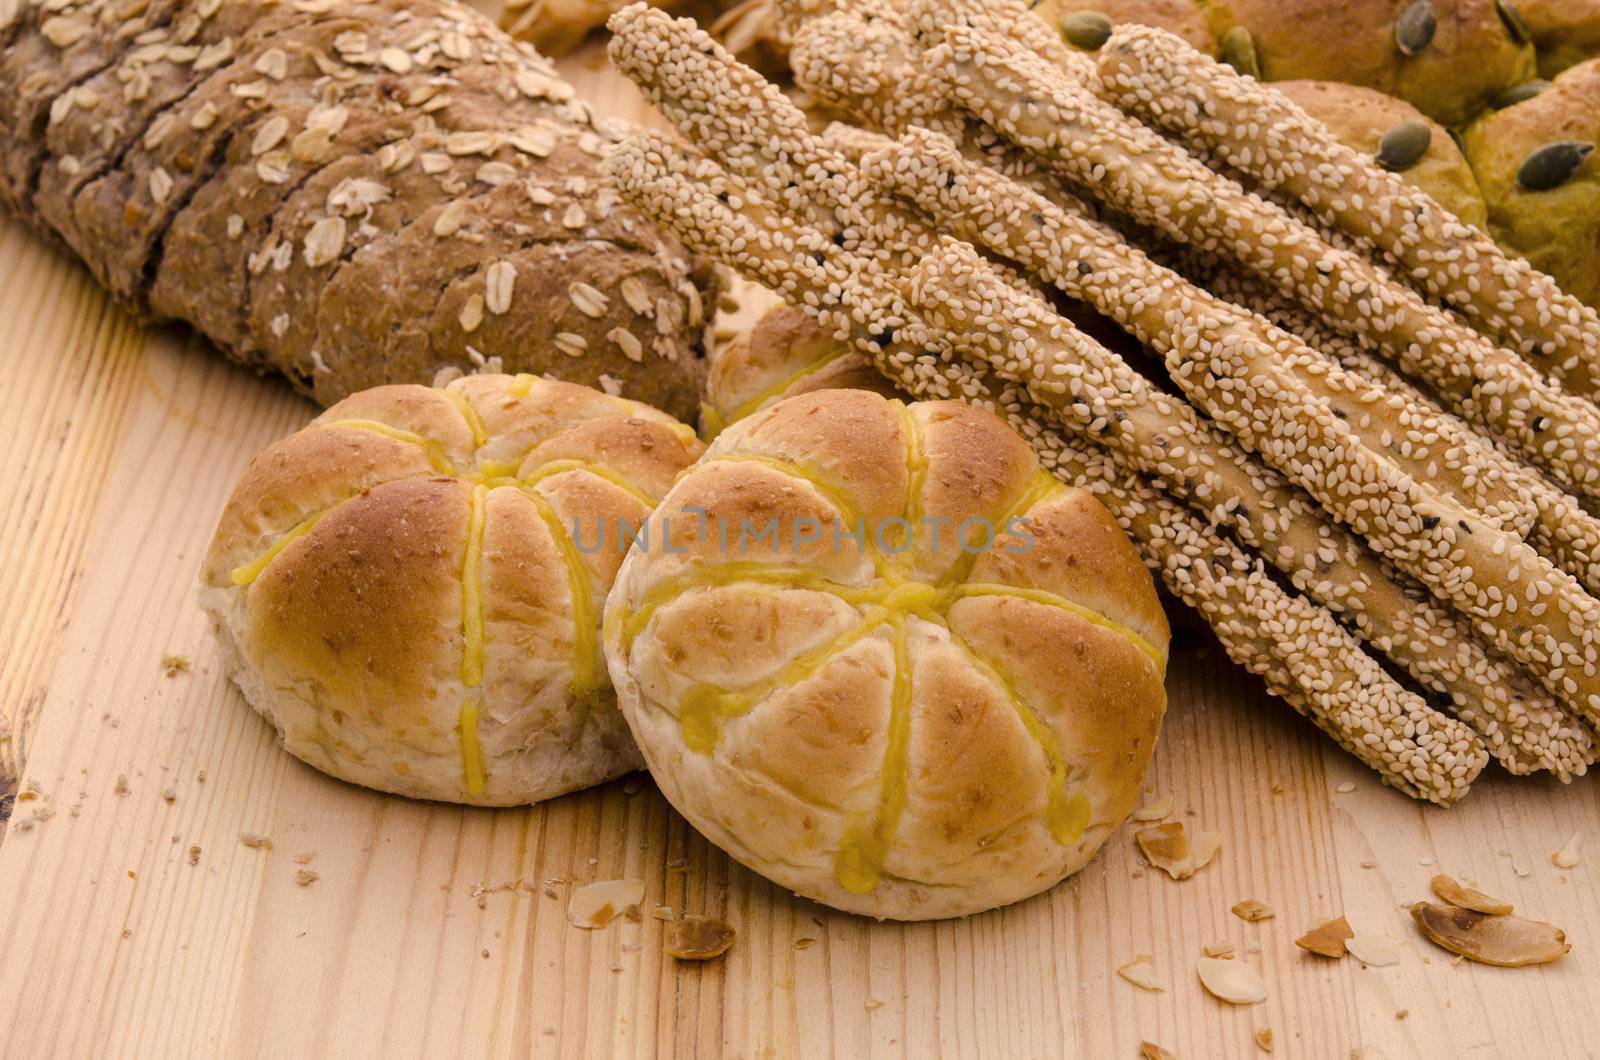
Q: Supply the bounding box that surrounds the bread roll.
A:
[1035,0,1216,56]
[1463,58,1600,307]
[202,374,702,805]
[1202,0,1535,126]
[702,303,899,436]
[604,389,1170,919]
[0,0,715,421]
[1273,80,1488,228]
[1519,0,1600,78]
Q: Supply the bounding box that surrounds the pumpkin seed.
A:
[1220,26,1260,79]
[1394,0,1436,56]
[1060,10,1113,50]
[1376,121,1432,170]
[1489,79,1549,109]
[1517,141,1595,191]
[1496,0,1531,45]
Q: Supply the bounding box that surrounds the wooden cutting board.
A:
[0,46,1596,1060]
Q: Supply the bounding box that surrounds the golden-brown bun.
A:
[604,389,1170,919]
[202,375,703,805]
[1463,59,1600,307]
[702,303,901,435]
[1204,0,1535,127]
[1519,0,1600,78]
[1274,80,1489,228]
[1035,0,1216,56]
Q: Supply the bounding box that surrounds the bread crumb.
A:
[295,869,319,887]
[239,832,272,849]
[293,851,317,865]
[161,655,190,677]
[161,787,176,802]
[1335,781,1356,794]
[114,775,130,796]
[1551,832,1582,869]
[188,845,201,866]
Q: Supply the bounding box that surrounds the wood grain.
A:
[0,44,1596,1060]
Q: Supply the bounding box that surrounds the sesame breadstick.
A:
[1096,25,1600,405]
[601,127,1487,801]
[1196,263,1600,608]
[864,133,1589,775]
[928,25,1600,509]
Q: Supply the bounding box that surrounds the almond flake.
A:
[446,130,497,156]
[666,915,736,960]
[608,327,644,363]
[1135,821,1220,880]
[433,201,468,237]
[378,46,412,73]
[1430,874,1513,916]
[1295,916,1352,958]
[254,46,288,80]
[251,115,289,156]
[148,166,173,204]
[567,879,643,929]
[1130,795,1171,822]
[569,281,609,318]
[1344,932,1400,967]
[1115,954,1164,991]
[302,216,346,267]
[485,261,515,315]
[1196,956,1265,1005]
[1410,902,1569,967]
[459,293,485,333]
[476,161,517,186]
[1551,832,1582,869]
[1232,899,1274,923]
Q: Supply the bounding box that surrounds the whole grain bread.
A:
[0,0,716,420]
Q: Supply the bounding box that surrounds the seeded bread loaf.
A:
[1463,58,1600,307]
[202,374,704,804]
[0,0,715,421]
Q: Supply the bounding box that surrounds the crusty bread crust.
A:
[202,374,702,805]
[0,0,715,420]
[604,389,1169,919]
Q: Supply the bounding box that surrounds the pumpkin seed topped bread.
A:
[0,0,717,421]
[202,374,704,805]
[1272,79,1488,228]
[1463,58,1600,307]
[1518,0,1600,78]
[1036,0,1215,56]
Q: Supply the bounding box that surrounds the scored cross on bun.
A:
[202,374,702,805]
[604,389,1170,919]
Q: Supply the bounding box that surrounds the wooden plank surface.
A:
[0,45,1596,1060]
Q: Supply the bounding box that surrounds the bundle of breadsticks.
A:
[599,0,1600,802]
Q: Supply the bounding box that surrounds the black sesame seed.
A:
[814,252,826,265]
[1422,515,1440,530]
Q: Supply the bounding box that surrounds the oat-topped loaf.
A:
[0,0,715,420]
[202,374,703,804]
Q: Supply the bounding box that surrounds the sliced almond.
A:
[1196,956,1266,1005]
[1344,931,1400,967]
[1139,1044,1176,1060]
[1551,832,1582,869]
[1135,822,1221,880]
[1254,1028,1273,1053]
[1130,795,1172,822]
[1430,874,1513,916]
[1115,954,1165,992]
[1410,902,1569,967]
[1295,916,1352,958]
[566,879,643,929]
[1232,899,1274,923]
[666,914,735,960]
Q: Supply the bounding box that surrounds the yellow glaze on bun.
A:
[202,374,703,805]
[604,390,1169,919]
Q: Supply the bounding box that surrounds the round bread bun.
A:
[603,389,1171,919]
[1273,80,1489,228]
[202,374,703,805]
[1462,58,1600,307]
[1519,0,1600,78]
[703,303,900,436]
[1204,0,1535,127]
[1036,0,1216,56]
